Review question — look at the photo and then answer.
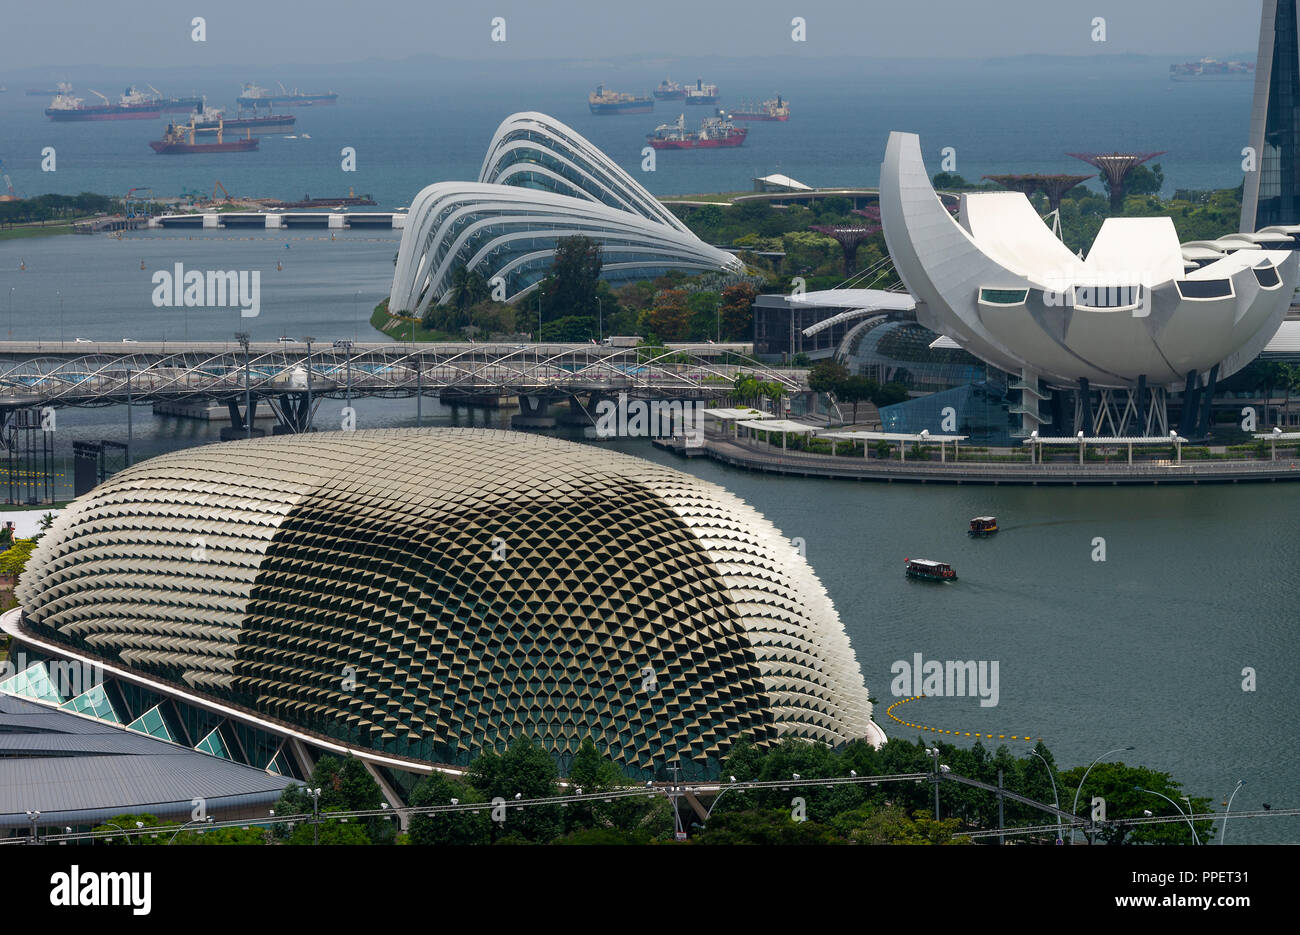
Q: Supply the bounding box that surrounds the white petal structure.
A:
[480,111,690,232]
[880,130,1300,389]
[390,112,742,316]
[15,429,879,778]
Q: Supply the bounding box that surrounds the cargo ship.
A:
[45,85,202,121]
[731,95,790,121]
[150,118,259,154]
[192,102,296,134]
[646,113,747,149]
[1169,58,1254,81]
[237,82,339,107]
[653,78,685,100]
[684,78,720,105]
[265,190,376,208]
[588,85,654,115]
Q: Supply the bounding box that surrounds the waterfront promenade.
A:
[689,433,1300,485]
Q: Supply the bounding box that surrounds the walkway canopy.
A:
[1021,433,1189,464]
[702,407,773,438]
[819,429,968,461]
[736,418,819,450]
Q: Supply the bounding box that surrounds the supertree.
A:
[811,220,880,276]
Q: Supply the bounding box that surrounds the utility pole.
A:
[236,332,251,438]
[997,769,1005,846]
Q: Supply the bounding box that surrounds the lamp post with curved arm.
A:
[1222,779,1245,845]
[1028,750,1063,844]
[1135,786,1201,844]
[166,817,215,845]
[1071,745,1134,844]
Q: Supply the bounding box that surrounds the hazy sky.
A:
[3,0,1265,71]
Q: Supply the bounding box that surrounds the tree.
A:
[696,809,842,845]
[686,291,721,341]
[539,235,603,325]
[718,283,758,342]
[873,381,910,408]
[467,737,563,843]
[408,772,490,845]
[645,289,690,341]
[275,754,392,843]
[0,538,37,582]
[1057,761,1214,845]
[807,358,848,395]
[832,805,967,844]
[839,375,879,423]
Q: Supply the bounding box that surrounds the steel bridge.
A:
[0,341,800,434]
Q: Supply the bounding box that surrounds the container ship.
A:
[588,85,654,115]
[237,82,339,107]
[653,78,685,100]
[1169,58,1254,81]
[45,85,202,121]
[731,95,790,121]
[647,113,747,149]
[150,118,259,154]
[192,102,296,134]
[684,78,720,105]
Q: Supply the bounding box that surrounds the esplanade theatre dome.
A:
[14,429,876,779]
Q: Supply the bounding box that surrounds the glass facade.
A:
[1256,1,1300,227]
[880,381,1021,446]
[843,319,988,391]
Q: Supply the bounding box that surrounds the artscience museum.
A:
[878,131,1300,438]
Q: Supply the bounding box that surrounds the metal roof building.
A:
[0,692,296,834]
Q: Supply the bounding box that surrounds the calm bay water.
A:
[0,56,1293,842]
[0,57,1256,207]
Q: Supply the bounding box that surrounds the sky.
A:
[2,0,1266,71]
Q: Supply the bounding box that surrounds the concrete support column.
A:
[511,394,556,429]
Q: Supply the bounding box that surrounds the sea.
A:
[1,55,1295,843]
[0,55,1258,208]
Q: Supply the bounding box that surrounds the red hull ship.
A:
[151,118,259,154]
[647,114,747,149]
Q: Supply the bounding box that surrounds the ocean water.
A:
[1,55,1292,842]
[0,57,1256,208]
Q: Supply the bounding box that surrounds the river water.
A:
[2,232,1296,842]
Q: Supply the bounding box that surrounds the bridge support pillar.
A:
[558,393,603,427]
[267,392,316,434]
[511,394,556,429]
[220,398,266,440]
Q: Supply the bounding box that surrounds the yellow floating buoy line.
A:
[885,695,1040,743]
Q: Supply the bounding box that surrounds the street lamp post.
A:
[1028,750,1063,844]
[8,286,13,341]
[166,817,214,845]
[1222,779,1245,845]
[307,787,322,845]
[1071,745,1134,844]
[57,290,63,346]
[925,747,942,821]
[1135,786,1201,844]
[301,336,315,432]
[25,810,40,845]
[596,296,602,343]
[236,332,251,439]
